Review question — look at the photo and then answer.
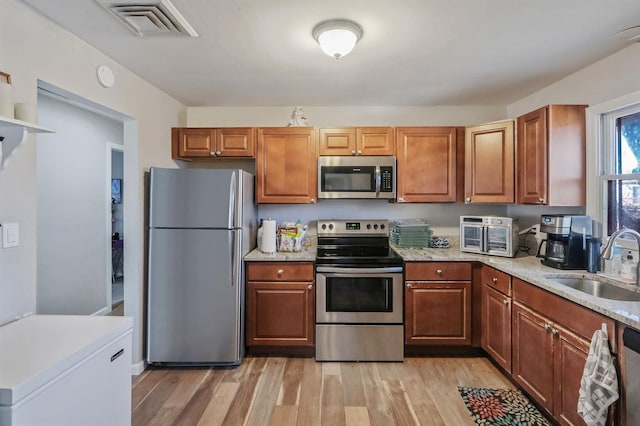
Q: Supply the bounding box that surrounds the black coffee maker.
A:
[537,214,592,269]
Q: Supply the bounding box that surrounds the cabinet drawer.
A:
[247,262,314,282]
[405,262,471,281]
[482,266,511,296]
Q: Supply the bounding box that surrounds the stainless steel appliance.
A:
[623,327,640,426]
[317,156,396,199]
[536,214,592,270]
[315,219,404,361]
[146,168,256,366]
[459,215,519,257]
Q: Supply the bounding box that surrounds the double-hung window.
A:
[590,97,640,236]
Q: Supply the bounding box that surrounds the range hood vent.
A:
[96,0,198,37]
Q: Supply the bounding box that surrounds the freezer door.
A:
[147,228,243,364]
[149,168,239,229]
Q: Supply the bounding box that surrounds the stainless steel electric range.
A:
[315,219,404,362]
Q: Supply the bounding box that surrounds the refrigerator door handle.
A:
[230,231,236,287]
[228,171,237,229]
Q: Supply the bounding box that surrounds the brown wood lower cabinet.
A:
[512,278,616,426]
[482,283,512,372]
[405,262,472,346]
[246,262,314,347]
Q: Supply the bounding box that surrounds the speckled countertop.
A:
[245,242,640,330]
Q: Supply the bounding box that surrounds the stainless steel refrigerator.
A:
[146,168,256,365]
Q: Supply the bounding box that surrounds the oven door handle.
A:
[316,266,403,274]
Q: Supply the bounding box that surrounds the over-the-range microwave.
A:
[317,156,396,200]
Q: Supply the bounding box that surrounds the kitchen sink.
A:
[546,276,640,302]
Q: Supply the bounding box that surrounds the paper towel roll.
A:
[260,219,277,253]
[0,83,13,118]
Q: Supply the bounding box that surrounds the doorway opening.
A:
[110,144,125,315]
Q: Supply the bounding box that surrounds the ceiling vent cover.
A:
[96,0,198,37]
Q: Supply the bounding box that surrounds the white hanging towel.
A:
[577,329,619,426]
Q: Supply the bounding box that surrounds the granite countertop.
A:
[244,242,640,330]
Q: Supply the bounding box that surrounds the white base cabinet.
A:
[0,315,133,426]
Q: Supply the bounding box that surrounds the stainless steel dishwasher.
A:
[623,327,640,425]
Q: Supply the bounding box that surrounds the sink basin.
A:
[549,277,640,302]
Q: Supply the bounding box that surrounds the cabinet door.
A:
[464,120,515,203]
[396,127,458,202]
[175,128,216,157]
[512,302,555,413]
[405,281,472,345]
[482,284,512,373]
[554,326,590,426]
[318,127,356,155]
[356,127,395,155]
[256,127,317,203]
[246,281,314,346]
[517,107,548,205]
[216,128,255,157]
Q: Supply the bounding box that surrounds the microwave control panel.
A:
[381,167,393,192]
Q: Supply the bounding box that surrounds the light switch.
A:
[2,222,19,248]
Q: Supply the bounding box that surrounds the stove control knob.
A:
[380,224,385,230]
[321,224,327,230]
[373,224,378,229]
[329,224,334,230]
[367,224,372,229]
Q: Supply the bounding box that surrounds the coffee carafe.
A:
[537,214,592,269]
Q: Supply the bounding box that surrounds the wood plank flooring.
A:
[132,356,514,425]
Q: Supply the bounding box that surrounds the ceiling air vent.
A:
[96,0,198,37]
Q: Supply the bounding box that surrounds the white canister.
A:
[0,83,13,118]
[14,103,37,123]
[260,219,277,254]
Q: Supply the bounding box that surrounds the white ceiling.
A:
[22,0,640,107]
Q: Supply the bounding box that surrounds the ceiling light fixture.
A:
[615,26,640,42]
[312,19,363,59]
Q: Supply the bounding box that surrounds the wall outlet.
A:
[2,222,19,248]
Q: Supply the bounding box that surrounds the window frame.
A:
[586,89,640,239]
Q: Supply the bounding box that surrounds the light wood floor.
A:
[131,356,515,425]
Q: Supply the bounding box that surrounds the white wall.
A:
[36,94,122,314]
[0,0,185,370]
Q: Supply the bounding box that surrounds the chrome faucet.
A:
[601,228,640,285]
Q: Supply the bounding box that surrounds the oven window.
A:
[487,226,508,251]
[462,225,482,249]
[325,277,392,312]
[322,167,375,191]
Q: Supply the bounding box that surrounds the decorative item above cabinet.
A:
[319,127,394,156]
[516,105,587,206]
[171,127,256,160]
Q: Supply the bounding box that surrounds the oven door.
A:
[486,225,513,256]
[316,266,403,324]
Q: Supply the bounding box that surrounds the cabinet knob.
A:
[357,150,362,155]
[310,198,316,204]
[492,277,498,283]
[398,197,405,202]
[277,269,284,276]
[436,269,443,275]
[210,151,216,156]
[538,198,545,204]
[216,151,221,156]
[406,283,412,289]
[551,328,558,335]
[503,299,509,305]
[307,284,313,290]
[466,197,471,203]
[352,150,356,155]
[544,323,551,332]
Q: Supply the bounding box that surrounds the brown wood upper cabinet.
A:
[516,105,587,206]
[464,120,515,204]
[256,127,317,204]
[172,128,255,159]
[396,127,463,203]
[318,127,394,156]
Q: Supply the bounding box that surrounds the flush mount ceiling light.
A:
[312,19,363,59]
[615,26,640,42]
